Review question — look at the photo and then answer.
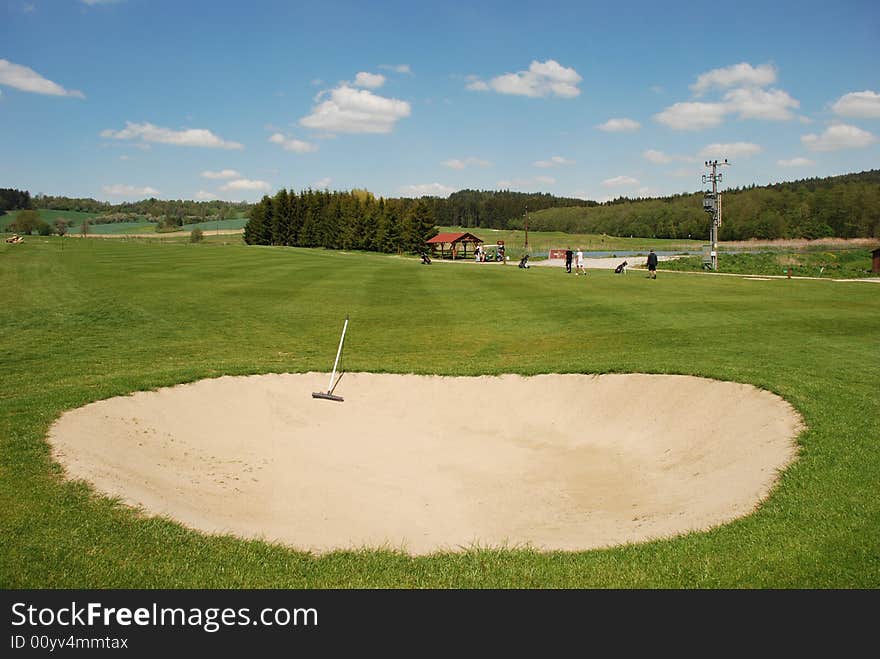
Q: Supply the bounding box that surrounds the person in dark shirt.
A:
[647,250,658,279]
[564,247,573,273]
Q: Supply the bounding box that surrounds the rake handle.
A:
[327,316,349,392]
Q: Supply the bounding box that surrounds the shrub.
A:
[190,227,204,243]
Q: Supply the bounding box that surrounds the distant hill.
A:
[517,170,880,240]
[8,170,880,240]
[418,190,593,230]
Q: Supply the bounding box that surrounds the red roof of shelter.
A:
[426,232,483,244]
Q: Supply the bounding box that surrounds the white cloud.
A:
[700,142,762,159]
[200,169,240,180]
[637,187,659,197]
[602,175,639,188]
[103,184,159,197]
[219,179,271,192]
[654,101,727,130]
[195,190,218,200]
[379,64,412,75]
[723,87,799,120]
[0,58,85,98]
[354,72,385,89]
[82,0,125,5]
[313,177,332,188]
[398,183,458,198]
[443,159,466,170]
[777,157,815,167]
[299,84,411,134]
[119,155,131,161]
[268,133,318,153]
[801,123,877,151]
[658,62,798,130]
[831,90,880,119]
[643,149,673,164]
[101,121,243,149]
[465,75,489,92]
[442,157,491,169]
[533,155,575,168]
[470,59,582,98]
[598,118,641,132]
[691,62,777,95]
[535,175,556,185]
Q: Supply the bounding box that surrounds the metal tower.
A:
[702,159,729,271]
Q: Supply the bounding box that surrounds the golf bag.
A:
[420,252,432,265]
[614,260,628,274]
[518,254,530,269]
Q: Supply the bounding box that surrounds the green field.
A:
[1,209,104,231]
[438,225,703,259]
[2,210,248,235]
[1,237,878,587]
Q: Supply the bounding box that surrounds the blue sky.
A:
[1,0,878,202]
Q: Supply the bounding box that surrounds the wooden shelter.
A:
[426,232,484,260]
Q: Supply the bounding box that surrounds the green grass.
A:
[662,250,876,278]
[2,210,248,235]
[437,225,703,260]
[1,209,104,231]
[1,237,878,588]
[182,217,248,232]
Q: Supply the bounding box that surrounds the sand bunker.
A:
[49,373,801,555]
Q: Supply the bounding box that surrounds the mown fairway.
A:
[1,237,878,587]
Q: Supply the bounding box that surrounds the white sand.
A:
[48,373,802,555]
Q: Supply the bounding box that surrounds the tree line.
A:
[423,190,593,229]
[509,170,880,240]
[0,189,33,214]
[243,189,437,253]
[25,195,250,226]
[6,169,880,242]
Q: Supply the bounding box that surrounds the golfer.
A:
[647,250,658,279]
[564,247,573,273]
[575,248,585,275]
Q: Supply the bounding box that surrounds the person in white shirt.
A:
[575,248,585,275]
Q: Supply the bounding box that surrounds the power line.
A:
[702,159,729,271]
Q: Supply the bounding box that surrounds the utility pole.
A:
[523,205,530,254]
[702,159,729,271]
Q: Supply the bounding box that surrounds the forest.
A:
[0,192,250,226]
[5,169,880,242]
[243,189,438,254]
[0,188,32,214]
[505,170,880,240]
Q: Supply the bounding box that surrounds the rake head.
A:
[312,391,344,402]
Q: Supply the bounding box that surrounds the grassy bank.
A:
[1,237,878,587]
[662,249,876,278]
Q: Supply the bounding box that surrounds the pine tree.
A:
[271,189,292,246]
[401,199,437,252]
[243,196,273,245]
